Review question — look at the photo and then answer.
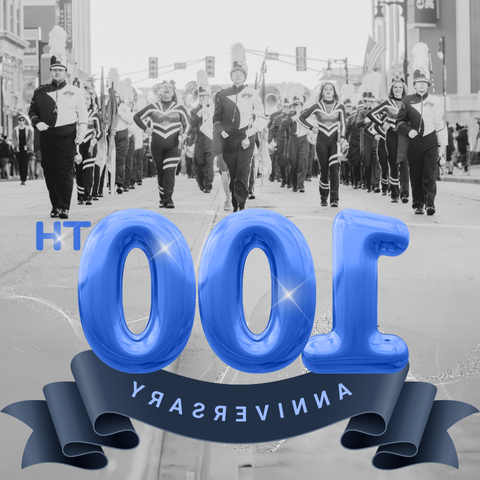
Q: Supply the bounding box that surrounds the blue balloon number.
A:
[78,209,196,374]
[78,208,410,375]
[303,209,410,373]
[198,210,316,373]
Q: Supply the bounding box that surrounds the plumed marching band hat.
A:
[343,98,352,106]
[229,43,248,77]
[412,42,431,84]
[196,70,211,96]
[48,26,68,70]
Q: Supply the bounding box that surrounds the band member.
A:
[368,75,409,203]
[212,43,267,211]
[267,97,288,182]
[299,83,346,207]
[76,89,102,205]
[271,96,291,187]
[396,42,447,215]
[345,97,362,189]
[28,26,88,219]
[280,89,309,193]
[134,81,189,208]
[187,70,214,193]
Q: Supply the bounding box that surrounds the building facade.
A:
[373,0,480,150]
[0,0,29,136]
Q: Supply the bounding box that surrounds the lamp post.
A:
[327,58,349,84]
[374,0,408,84]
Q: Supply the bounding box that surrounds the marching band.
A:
[27,28,450,218]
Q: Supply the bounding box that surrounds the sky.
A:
[90,0,374,91]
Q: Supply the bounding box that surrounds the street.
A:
[1,167,479,480]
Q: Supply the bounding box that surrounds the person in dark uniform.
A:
[28,26,88,219]
[187,70,214,193]
[299,83,346,207]
[368,76,409,203]
[134,81,189,208]
[12,117,34,185]
[212,43,267,212]
[396,43,447,216]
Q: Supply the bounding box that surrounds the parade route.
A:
[1,169,479,480]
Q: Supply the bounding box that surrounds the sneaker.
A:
[353,184,358,189]
[426,207,435,216]
[415,207,424,215]
[367,188,372,193]
[159,202,165,208]
[165,203,175,209]
[20,181,26,185]
[401,196,408,204]
[85,197,92,206]
[374,187,381,193]
[204,189,211,194]
[137,181,143,185]
[116,186,123,194]
[248,194,255,199]
[382,191,387,196]
[224,201,231,211]
[287,184,292,189]
[299,188,305,193]
[78,198,84,205]
[391,197,399,203]
[292,187,298,192]
[98,193,103,198]
[92,196,99,201]
[123,187,130,192]
[59,209,69,219]
[321,199,328,207]
[331,201,338,207]
[129,184,135,190]
[50,209,59,218]
[280,183,286,188]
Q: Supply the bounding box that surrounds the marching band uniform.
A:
[298,85,346,207]
[134,81,190,208]
[28,26,87,219]
[396,45,447,215]
[212,43,266,211]
[267,105,285,181]
[188,71,214,193]
[76,96,102,205]
[280,94,308,192]
[367,77,409,202]
[345,104,362,188]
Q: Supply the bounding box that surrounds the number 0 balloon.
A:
[78,209,196,374]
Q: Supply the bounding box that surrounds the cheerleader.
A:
[367,75,408,203]
[134,81,189,208]
[299,83,346,207]
[76,89,102,205]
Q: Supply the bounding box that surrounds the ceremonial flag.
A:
[364,36,386,73]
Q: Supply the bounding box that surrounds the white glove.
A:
[408,130,418,139]
[36,122,49,131]
[145,127,153,136]
[241,138,250,150]
[221,130,229,139]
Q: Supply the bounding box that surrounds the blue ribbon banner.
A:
[2,350,477,470]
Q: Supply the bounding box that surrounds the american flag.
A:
[364,36,386,73]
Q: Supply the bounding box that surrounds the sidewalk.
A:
[440,164,480,184]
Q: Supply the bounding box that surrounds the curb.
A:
[439,176,480,185]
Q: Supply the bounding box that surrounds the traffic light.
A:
[205,56,215,77]
[149,57,158,78]
[296,47,307,72]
